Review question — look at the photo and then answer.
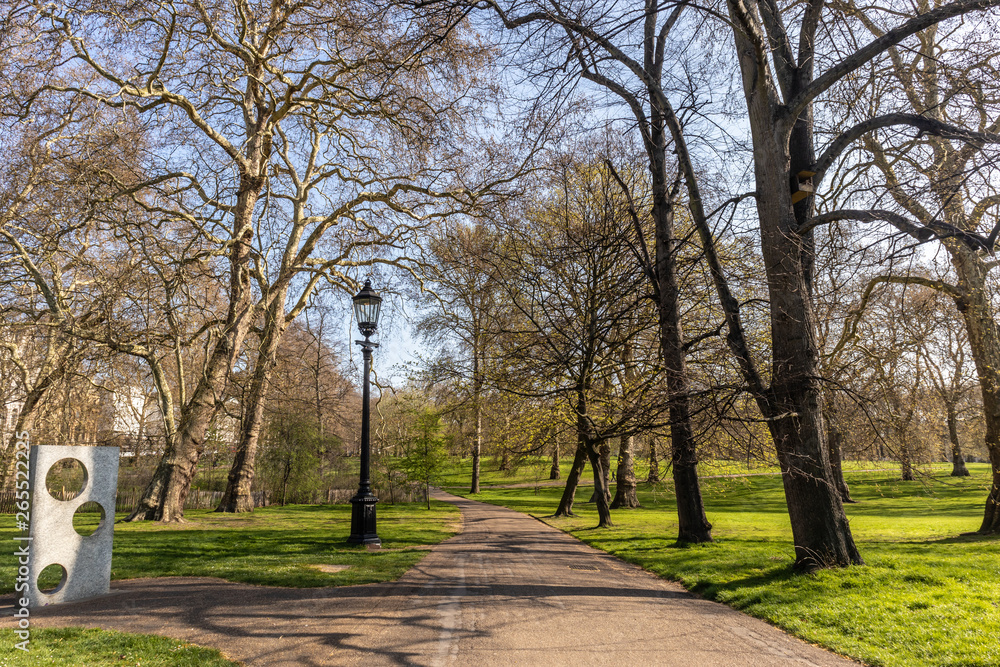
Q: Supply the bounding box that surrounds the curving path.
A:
[6,491,861,666]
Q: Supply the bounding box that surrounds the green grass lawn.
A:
[0,627,239,666]
[436,455,555,488]
[437,454,911,491]
[4,460,995,666]
[452,462,1000,667]
[1,501,461,594]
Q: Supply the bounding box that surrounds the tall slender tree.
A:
[416,222,504,494]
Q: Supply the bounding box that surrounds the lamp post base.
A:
[347,492,381,546]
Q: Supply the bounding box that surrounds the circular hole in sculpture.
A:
[73,501,105,536]
[45,458,88,501]
[37,563,67,594]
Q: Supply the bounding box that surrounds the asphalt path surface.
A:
[6,491,861,666]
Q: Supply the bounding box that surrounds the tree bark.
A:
[217,293,288,513]
[499,411,510,471]
[611,433,639,509]
[949,254,1000,532]
[549,431,560,480]
[588,441,612,504]
[471,372,482,493]
[825,395,854,502]
[652,153,712,543]
[0,361,67,486]
[553,439,588,517]
[899,433,915,481]
[728,2,862,568]
[947,404,970,477]
[756,158,861,565]
[587,441,614,527]
[982,448,1000,534]
[647,437,660,483]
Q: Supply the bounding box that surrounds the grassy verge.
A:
[436,455,554,488]
[0,627,240,666]
[453,463,1000,667]
[1,501,461,594]
[436,455,925,491]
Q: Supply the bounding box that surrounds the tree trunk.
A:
[217,298,286,512]
[652,164,712,543]
[127,423,199,522]
[216,378,269,512]
[587,441,612,504]
[825,395,854,502]
[647,437,660,483]
[729,9,862,568]
[654,200,712,543]
[550,431,560,480]
[982,448,1000,534]
[947,404,970,477]
[671,427,711,542]
[217,292,288,513]
[828,423,854,502]
[0,367,65,486]
[587,441,613,527]
[766,408,862,569]
[498,410,510,472]
[611,434,639,509]
[281,456,291,506]
[471,375,482,493]
[947,253,1000,533]
[757,178,861,566]
[127,176,260,522]
[899,435,914,481]
[553,439,588,517]
[959,286,1000,529]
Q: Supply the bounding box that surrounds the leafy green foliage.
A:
[260,413,324,506]
[399,409,451,508]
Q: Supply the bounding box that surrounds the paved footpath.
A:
[7,491,861,666]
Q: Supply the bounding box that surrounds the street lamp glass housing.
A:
[352,279,382,337]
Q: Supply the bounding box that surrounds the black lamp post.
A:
[348,279,382,547]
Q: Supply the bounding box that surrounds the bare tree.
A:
[0,96,147,482]
[477,0,1000,566]
[914,291,977,477]
[471,0,722,542]
[488,156,666,528]
[817,2,1000,530]
[8,0,503,519]
[416,222,504,494]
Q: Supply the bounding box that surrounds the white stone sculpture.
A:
[27,445,119,607]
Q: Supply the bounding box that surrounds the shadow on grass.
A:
[916,531,1000,546]
[687,564,800,599]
